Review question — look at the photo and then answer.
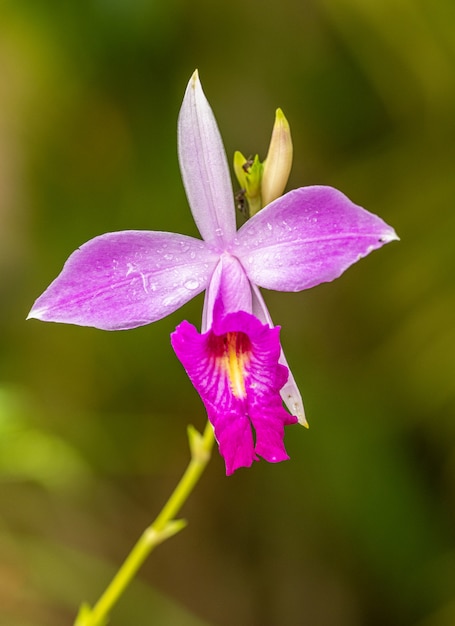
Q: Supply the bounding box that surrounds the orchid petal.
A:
[234,186,399,292]
[178,71,236,248]
[28,231,218,330]
[202,252,252,331]
[251,284,307,426]
[171,311,297,475]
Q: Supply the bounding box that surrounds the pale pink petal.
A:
[178,71,236,248]
[234,186,398,291]
[202,252,252,331]
[28,231,218,330]
[251,284,307,426]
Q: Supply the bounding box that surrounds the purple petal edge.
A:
[28,230,218,330]
[234,186,399,292]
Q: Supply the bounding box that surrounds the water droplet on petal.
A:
[184,279,199,290]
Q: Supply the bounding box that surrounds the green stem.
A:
[75,421,215,626]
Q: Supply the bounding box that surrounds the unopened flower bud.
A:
[233,151,263,216]
[261,108,293,207]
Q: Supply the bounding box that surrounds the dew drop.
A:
[184,279,199,290]
[164,253,174,261]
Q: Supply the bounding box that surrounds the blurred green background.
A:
[1,1,454,624]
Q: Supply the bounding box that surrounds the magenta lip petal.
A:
[214,413,258,475]
[171,318,258,474]
[234,185,399,292]
[28,230,219,330]
[171,310,297,475]
[178,71,237,248]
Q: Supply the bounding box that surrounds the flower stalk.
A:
[74,420,215,626]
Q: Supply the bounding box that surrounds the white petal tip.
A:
[381,228,400,244]
[279,366,307,427]
[190,69,200,86]
[26,308,42,321]
[284,395,308,427]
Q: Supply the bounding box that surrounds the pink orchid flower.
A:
[28,71,398,474]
